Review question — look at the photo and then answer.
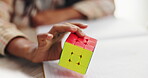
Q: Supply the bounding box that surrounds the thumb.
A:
[37,33,53,47]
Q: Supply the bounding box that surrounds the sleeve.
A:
[0,0,27,55]
[73,0,115,19]
[0,0,11,21]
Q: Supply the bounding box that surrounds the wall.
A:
[114,0,148,26]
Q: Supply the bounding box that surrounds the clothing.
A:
[0,0,115,55]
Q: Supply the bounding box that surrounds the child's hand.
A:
[28,23,87,63]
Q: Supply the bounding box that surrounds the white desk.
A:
[37,16,148,40]
[0,16,146,78]
[39,16,148,78]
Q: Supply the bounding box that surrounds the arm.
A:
[73,0,115,19]
[31,7,86,27]
[31,0,115,27]
[0,0,27,55]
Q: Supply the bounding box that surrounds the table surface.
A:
[41,16,148,78]
[1,16,148,78]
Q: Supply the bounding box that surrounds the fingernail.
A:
[47,34,53,39]
[71,27,77,31]
[82,23,88,26]
[81,32,85,37]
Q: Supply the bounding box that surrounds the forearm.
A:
[0,1,36,59]
[63,7,86,20]
[73,0,115,19]
[6,37,36,60]
[31,7,86,26]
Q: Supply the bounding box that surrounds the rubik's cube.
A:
[58,33,97,74]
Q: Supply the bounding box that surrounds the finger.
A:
[49,24,78,35]
[37,33,53,47]
[37,33,53,41]
[65,23,85,37]
[75,28,85,37]
[69,22,88,29]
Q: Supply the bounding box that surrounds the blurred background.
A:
[114,0,148,26]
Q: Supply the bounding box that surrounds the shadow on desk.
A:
[0,56,44,78]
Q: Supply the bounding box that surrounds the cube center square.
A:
[58,33,97,74]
